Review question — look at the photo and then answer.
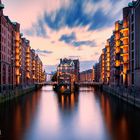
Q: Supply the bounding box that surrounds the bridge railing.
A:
[76,82,102,85]
[44,82,58,85]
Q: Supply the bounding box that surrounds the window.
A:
[3,64,6,84]
[8,66,11,84]
[131,14,134,22]
[132,60,134,72]
[131,32,134,41]
[131,42,134,50]
[132,51,134,60]
[132,73,134,85]
[131,23,134,31]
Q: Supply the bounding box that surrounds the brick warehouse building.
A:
[0,2,20,91]
[95,0,140,89]
[0,0,46,93]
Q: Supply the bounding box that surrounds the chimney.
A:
[60,59,62,63]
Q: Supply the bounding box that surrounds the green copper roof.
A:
[12,22,17,25]
[119,20,123,24]
[128,1,136,7]
[20,33,23,36]
[0,3,4,9]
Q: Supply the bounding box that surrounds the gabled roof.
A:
[59,58,75,67]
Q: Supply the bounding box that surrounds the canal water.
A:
[0,86,140,140]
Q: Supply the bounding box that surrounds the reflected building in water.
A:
[97,89,137,140]
[56,92,79,110]
[0,86,140,140]
[0,91,41,140]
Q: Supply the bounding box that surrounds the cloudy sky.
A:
[3,0,131,73]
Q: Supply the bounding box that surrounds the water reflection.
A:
[0,91,41,140]
[75,87,109,140]
[94,88,140,140]
[56,92,79,111]
[0,86,140,140]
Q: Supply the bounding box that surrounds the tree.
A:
[51,72,57,82]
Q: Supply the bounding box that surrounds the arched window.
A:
[3,64,6,84]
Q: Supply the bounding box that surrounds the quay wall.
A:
[102,85,140,109]
[0,84,42,103]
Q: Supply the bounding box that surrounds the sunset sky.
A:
[3,0,131,73]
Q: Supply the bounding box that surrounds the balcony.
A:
[32,60,35,64]
[15,55,20,60]
[33,75,36,79]
[16,42,20,47]
[26,54,30,58]
[120,27,128,32]
[26,48,30,53]
[121,52,129,57]
[32,61,35,64]
[26,65,30,70]
[26,67,30,71]
[123,59,129,64]
[115,46,120,54]
[115,32,120,40]
[107,53,110,57]
[123,40,129,46]
[107,68,110,72]
[116,40,120,47]
[121,36,128,41]
[107,72,110,77]
[15,32,20,41]
[115,22,121,32]
[32,68,35,71]
[106,59,110,62]
[107,64,110,67]
[123,47,129,54]
[122,31,129,38]
[15,69,20,76]
[15,48,20,54]
[26,72,30,79]
[26,59,30,63]
[120,44,128,49]
[16,61,20,67]
[115,60,121,67]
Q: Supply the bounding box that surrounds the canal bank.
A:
[103,85,140,109]
[0,84,43,103]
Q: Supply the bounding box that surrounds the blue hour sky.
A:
[3,0,132,73]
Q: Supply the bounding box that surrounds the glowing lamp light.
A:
[15,32,20,41]
[115,23,119,31]
[116,60,120,67]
